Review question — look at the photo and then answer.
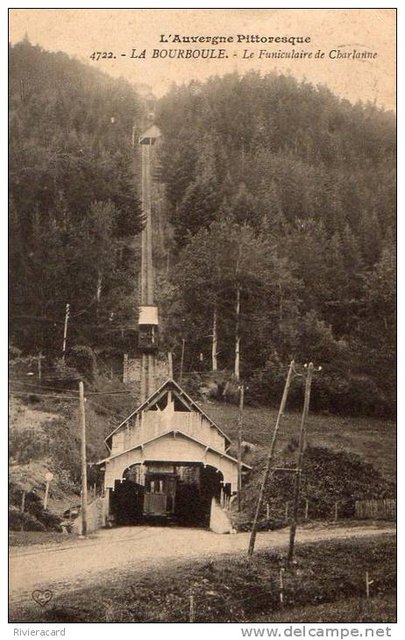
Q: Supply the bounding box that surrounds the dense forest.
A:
[155,73,396,416]
[9,41,396,417]
[9,39,144,357]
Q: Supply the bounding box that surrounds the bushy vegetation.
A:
[9,488,62,532]
[265,594,396,623]
[237,444,395,529]
[9,350,138,506]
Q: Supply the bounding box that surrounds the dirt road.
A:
[9,524,394,609]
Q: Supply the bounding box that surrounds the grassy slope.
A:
[256,594,396,623]
[199,401,396,481]
[9,376,138,516]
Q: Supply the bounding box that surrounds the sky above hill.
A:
[9,8,396,110]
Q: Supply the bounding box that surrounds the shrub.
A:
[67,345,97,381]
[248,362,390,418]
[247,352,301,407]
[42,418,81,485]
[9,506,46,532]
[239,444,395,525]
[9,486,63,531]
[9,428,49,464]
[46,358,81,386]
[9,354,40,378]
[9,345,22,359]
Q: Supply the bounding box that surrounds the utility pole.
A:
[79,381,88,537]
[237,384,244,511]
[211,306,218,371]
[248,360,295,557]
[235,286,241,380]
[168,351,173,378]
[179,338,185,384]
[62,303,70,362]
[287,362,314,564]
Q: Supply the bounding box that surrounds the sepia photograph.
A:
[8,6,396,627]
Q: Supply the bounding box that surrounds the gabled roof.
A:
[139,124,161,144]
[105,378,232,450]
[99,428,252,469]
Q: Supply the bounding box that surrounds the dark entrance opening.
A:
[109,464,225,528]
[110,478,144,525]
[175,464,223,527]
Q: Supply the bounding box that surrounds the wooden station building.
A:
[98,378,249,528]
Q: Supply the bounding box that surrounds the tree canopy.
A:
[10,40,144,354]
[156,72,395,416]
[9,46,396,417]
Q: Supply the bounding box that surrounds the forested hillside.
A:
[156,73,395,416]
[9,40,143,356]
[9,43,396,417]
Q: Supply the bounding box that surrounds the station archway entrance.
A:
[110,463,230,528]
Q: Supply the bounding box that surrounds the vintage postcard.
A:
[8,6,396,632]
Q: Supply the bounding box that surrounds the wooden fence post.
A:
[279,568,285,607]
[20,490,26,532]
[365,571,373,599]
[189,594,195,622]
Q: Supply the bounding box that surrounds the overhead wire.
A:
[86,390,134,396]
[9,380,80,393]
[9,390,79,401]
[9,380,137,397]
